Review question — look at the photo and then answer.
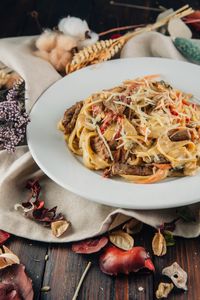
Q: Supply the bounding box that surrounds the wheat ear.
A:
[66,5,193,73]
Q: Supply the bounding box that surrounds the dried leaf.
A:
[109,230,134,250]
[51,220,70,237]
[122,219,143,235]
[0,246,20,269]
[72,237,108,254]
[0,230,10,245]
[156,282,174,299]
[0,264,33,300]
[163,231,175,246]
[152,230,167,256]
[162,262,188,290]
[15,179,67,227]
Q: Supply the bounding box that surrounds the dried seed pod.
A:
[156,282,174,299]
[162,262,188,290]
[51,220,70,237]
[123,219,143,235]
[152,230,167,256]
[41,286,51,292]
[109,230,134,250]
[66,38,125,73]
[0,246,20,269]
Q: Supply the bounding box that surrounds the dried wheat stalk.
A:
[66,5,193,73]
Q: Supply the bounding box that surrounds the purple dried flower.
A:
[0,80,29,152]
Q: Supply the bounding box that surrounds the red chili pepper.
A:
[99,246,155,275]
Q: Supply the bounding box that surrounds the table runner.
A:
[0,32,199,242]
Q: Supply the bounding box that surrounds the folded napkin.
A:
[0,32,199,242]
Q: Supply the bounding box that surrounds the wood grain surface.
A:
[6,225,200,300]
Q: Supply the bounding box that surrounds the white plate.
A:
[27,57,200,209]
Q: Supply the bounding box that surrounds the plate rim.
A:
[27,57,200,210]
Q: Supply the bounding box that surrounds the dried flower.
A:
[15,179,70,235]
[0,246,20,269]
[109,230,134,250]
[0,79,29,152]
[162,262,188,290]
[51,220,70,237]
[156,282,174,299]
[152,230,167,256]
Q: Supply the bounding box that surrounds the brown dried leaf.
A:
[123,219,143,235]
[109,230,134,250]
[156,282,174,299]
[51,220,70,237]
[0,246,20,269]
[162,262,188,290]
[152,230,167,256]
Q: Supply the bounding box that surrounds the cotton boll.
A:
[58,16,89,40]
[56,34,78,51]
[34,50,50,61]
[49,48,72,73]
[79,31,99,48]
[35,30,57,52]
[58,16,99,49]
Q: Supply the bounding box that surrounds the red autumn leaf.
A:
[99,245,155,275]
[0,264,33,300]
[72,236,109,254]
[0,230,10,245]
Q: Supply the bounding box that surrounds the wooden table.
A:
[7,225,200,300]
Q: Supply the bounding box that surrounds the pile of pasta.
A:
[59,75,200,183]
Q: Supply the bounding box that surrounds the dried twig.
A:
[72,261,92,300]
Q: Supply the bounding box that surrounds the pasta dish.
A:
[59,75,200,183]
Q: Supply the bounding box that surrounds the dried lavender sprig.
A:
[0,79,29,152]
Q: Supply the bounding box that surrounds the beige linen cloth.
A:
[0,32,199,243]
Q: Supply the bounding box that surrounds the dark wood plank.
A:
[7,237,48,300]
[153,236,200,300]
[40,225,154,300]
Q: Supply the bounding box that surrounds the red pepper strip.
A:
[154,164,171,170]
[182,99,190,106]
[169,106,179,116]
